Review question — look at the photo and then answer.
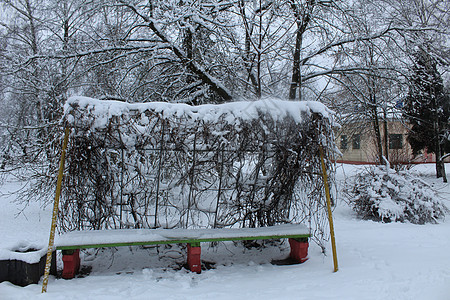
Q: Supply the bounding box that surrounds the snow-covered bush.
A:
[345,167,447,224]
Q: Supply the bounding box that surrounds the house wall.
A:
[335,120,449,164]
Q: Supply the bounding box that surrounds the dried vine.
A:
[60,97,338,247]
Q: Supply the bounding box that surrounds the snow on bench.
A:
[55,224,310,249]
[54,224,310,278]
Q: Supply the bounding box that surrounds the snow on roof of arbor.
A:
[64,96,336,129]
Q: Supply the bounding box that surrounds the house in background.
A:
[335,119,448,164]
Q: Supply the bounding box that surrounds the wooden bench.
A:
[54,224,310,278]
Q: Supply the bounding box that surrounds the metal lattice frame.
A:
[60,98,337,247]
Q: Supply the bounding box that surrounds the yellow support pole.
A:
[319,145,339,272]
[41,127,70,293]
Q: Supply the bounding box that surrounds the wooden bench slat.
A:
[55,224,310,250]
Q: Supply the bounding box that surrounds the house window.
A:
[389,134,403,149]
[340,135,348,150]
[352,134,361,150]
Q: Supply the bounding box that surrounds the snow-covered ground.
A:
[1,164,449,299]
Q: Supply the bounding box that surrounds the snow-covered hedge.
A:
[345,167,447,224]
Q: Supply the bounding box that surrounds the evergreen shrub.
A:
[345,166,447,224]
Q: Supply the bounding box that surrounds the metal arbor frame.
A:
[41,98,339,292]
[60,108,335,235]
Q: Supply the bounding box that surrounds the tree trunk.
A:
[256,0,263,99]
[372,106,384,165]
[440,155,448,183]
[440,150,448,183]
[245,24,258,94]
[434,118,443,179]
[288,0,315,100]
[383,110,389,162]
[368,71,383,165]
[289,22,303,100]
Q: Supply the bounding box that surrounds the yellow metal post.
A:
[41,127,70,293]
[319,145,339,272]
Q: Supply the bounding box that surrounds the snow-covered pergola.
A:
[59,96,338,247]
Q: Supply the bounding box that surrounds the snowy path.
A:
[0,164,449,299]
